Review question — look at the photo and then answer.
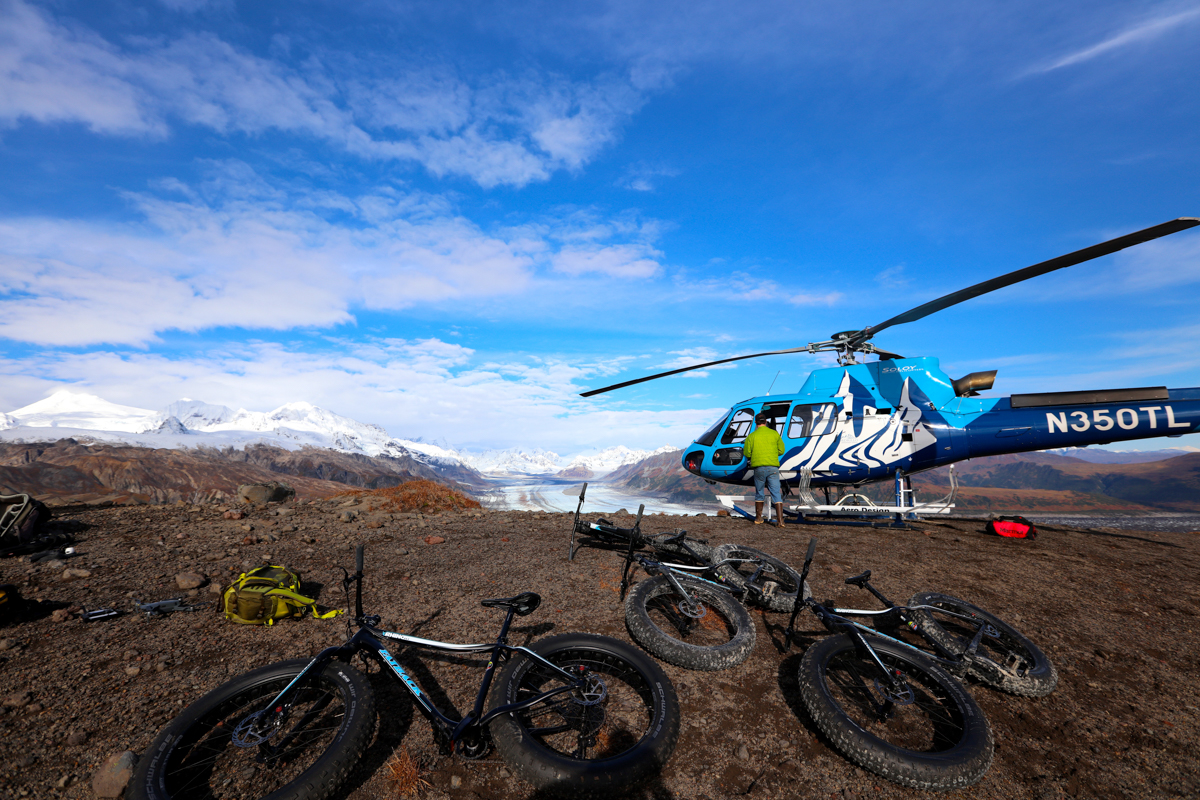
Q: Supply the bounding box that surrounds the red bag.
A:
[985,516,1037,539]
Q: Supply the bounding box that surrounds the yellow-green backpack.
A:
[222,565,342,625]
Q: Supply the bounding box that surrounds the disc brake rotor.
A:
[232,710,282,747]
[874,677,915,706]
[676,597,708,619]
[571,672,608,707]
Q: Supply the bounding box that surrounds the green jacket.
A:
[742,424,784,468]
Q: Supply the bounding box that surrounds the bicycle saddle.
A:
[844,570,872,588]
[481,591,541,616]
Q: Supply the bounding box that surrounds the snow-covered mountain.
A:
[460,448,564,475]
[2,391,676,480]
[1,391,464,470]
[564,445,677,474]
[459,444,677,477]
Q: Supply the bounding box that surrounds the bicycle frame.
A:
[784,537,1001,694]
[242,547,591,756]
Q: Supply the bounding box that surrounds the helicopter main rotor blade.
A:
[864,217,1199,339]
[579,347,813,397]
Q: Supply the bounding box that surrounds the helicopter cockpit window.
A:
[696,412,730,447]
[788,403,837,438]
[720,408,755,445]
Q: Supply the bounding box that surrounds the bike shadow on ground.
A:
[775,648,837,759]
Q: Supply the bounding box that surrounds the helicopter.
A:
[581,217,1200,495]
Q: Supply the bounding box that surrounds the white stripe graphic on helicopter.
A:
[779,373,937,477]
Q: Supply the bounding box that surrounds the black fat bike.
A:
[129,545,682,800]
[567,484,809,670]
[782,537,1057,791]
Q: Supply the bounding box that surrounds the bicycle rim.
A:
[822,644,970,755]
[644,585,742,649]
[505,647,657,761]
[157,674,352,799]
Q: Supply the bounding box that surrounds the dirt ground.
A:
[1,499,1197,800]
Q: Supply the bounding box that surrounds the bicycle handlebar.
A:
[356,544,365,574]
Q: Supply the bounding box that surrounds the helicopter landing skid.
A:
[716,465,958,522]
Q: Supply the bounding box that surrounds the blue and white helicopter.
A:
[582,218,1200,510]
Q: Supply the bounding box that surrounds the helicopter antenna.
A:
[766,371,781,396]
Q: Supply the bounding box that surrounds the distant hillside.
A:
[914,452,1200,512]
[606,449,721,505]
[1048,447,1194,464]
[0,440,484,505]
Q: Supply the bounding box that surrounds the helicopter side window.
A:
[696,411,730,447]
[788,403,836,438]
[720,408,755,445]
[759,402,790,432]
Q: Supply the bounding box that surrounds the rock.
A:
[3,690,31,708]
[223,510,244,520]
[736,743,750,761]
[61,568,91,580]
[67,731,88,746]
[92,751,137,798]
[340,510,358,522]
[0,638,17,651]
[450,775,462,789]
[56,774,74,789]
[176,572,206,590]
[51,608,72,622]
[717,509,730,517]
[423,536,445,545]
[238,482,295,505]
[208,582,224,595]
[124,666,141,677]
[365,520,383,529]
[123,649,139,660]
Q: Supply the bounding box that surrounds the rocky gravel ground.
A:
[0,498,1198,800]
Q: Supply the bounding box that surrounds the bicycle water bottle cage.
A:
[844,570,872,588]
[481,591,541,616]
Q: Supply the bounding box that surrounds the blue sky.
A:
[2,0,1199,455]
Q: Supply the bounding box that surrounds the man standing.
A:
[742,411,786,526]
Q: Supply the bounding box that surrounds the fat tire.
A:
[647,532,715,565]
[487,632,680,797]
[625,574,755,670]
[130,658,374,800]
[712,543,810,612]
[908,592,1058,697]
[798,633,993,791]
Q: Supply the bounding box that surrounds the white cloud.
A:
[1028,7,1200,74]
[0,340,722,453]
[552,243,662,278]
[0,163,669,346]
[0,1,648,188]
[787,291,843,306]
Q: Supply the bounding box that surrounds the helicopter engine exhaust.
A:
[952,370,997,397]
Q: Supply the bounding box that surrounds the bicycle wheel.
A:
[625,574,755,670]
[712,543,810,612]
[130,659,375,800]
[487,633,681,797]
[798,634,993,790]
[907,592,1058,697]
